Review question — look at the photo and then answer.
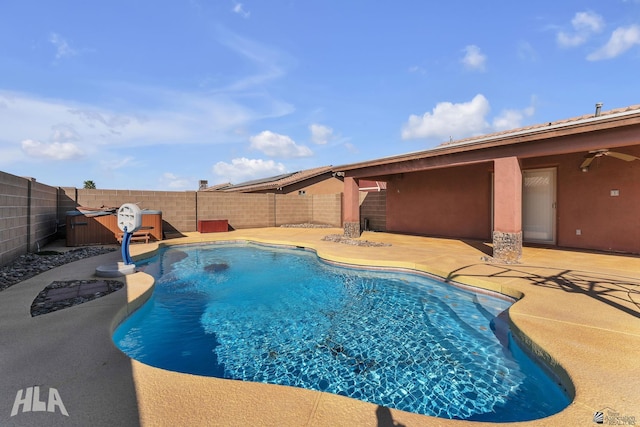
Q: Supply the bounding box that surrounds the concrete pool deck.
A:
[0,228,638,426]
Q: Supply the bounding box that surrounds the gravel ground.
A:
[0,247,117,292]
[280,223,333,228]
[30,279,124,317]
[279,224,391,247]
[321,234,391,247]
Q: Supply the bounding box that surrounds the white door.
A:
[522,168,556,243]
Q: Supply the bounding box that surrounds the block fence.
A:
[0,172,59,266]
[1,169,388,267]
[60,189,343,234]
[360,191,387,232]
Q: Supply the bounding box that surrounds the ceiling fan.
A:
[580,149,640,170]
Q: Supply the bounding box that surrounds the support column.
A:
[493,157,522,263]
[343,176,360,237]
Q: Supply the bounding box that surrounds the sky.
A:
[1,1,640,190]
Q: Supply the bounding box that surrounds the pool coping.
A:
[123,238,574,417]
[125,229,639,426]
[2,228,638,426]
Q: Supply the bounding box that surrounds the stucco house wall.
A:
[385,163,492,240]
[522,144,640,253]
[381,144,640,253]
[292,176,344,195]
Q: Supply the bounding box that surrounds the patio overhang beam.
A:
[340,120,640,179]
[334,112,640,178]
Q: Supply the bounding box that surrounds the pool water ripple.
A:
[113,243,570,422]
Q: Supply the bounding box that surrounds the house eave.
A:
[336,107,640,174]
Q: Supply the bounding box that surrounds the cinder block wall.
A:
[58,187,78,219]
[0,172,29,266]
[30,181,59,250]
[360,191,387,231]
[62,189,343,233]
[312,193,343,226]
[61,188,198,234]
[274,195,311,226]
[1,177,343,266]
[198,192,275,228]
[0,171,59,266]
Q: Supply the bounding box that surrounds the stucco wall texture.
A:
[384,145,640,254]
[385,163,493,241]
[522,144,640,254]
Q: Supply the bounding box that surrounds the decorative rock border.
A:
[0,247,117,292]
[31,280,124,317]
[322,234,391,247]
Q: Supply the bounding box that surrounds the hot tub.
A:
[66,209,163,246]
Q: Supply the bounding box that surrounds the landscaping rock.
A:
[0,247,116,292]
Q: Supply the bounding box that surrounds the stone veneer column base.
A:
[492,231,522,263]
[343,222,361,238]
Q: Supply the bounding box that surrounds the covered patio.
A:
[338,104,640,262]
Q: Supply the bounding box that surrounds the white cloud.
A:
[250,130,313,158]
[461,45,487,71]
[216,27,291,91]
[492,104,535,131]
[212,157,287,183]
[402,94,491,141]
[309,124,333,145]
[50,124,81,142]
[572,11,605,32]
[557,11,604,48]
[68,109,132,132]
[402,95,538,141]
[232,2,250,18]
[587,25,640,60]
[344,142,358,154]
[0,88,292,156]
[49,32,77,59]
[21,139,84,160]
[100,156,138,171]
[0,28,297,171]
[517,41,538,62]
[408,65,426,74]
[160,172,192,189]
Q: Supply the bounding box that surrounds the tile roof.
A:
[336,103,640,172]
[437,103,640,148]
[216,166,335,192]
[200,182,233,192]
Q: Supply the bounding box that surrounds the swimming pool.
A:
[113,243,570,421]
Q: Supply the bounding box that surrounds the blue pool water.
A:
[113,243,570,421]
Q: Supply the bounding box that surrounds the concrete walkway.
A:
[1,228,638,426]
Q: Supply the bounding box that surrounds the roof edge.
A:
[336,105,640,172]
